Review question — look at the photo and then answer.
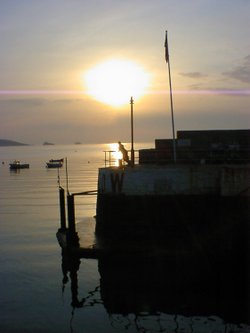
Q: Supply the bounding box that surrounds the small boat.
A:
[49,158,64,163]
[9,160,30,169]
[46,159,63,168]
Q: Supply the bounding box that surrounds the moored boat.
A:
[46,158,64,168]
[9,160,30,169]
[49,158,64,163]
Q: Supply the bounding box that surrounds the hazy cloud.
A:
[222,54,250,83]
[184,84,250,97]
[0,97,85,109]
[179,72,208,79]
[0,98,48,107]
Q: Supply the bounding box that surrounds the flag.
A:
[164,30,169,63]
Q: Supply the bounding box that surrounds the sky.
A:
[0,0,249,145]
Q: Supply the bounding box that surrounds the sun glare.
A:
[108,143,122,166]
[84,59,150,107]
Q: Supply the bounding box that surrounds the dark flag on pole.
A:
[164,30,169,63]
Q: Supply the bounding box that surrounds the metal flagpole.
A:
[165,30,177,163]
[130,96,135,166]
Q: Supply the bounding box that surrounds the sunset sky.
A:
[0,0,249,145]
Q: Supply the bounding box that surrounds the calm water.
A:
[0,145,249,333]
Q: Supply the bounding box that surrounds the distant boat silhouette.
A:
[46,158,64,168]
[9,160,30,169]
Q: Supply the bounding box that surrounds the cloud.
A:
[0,98,47,107]
[179,72,208,79]
[0,97,87,109]
[222,54,250,83]
[184,86,250,97]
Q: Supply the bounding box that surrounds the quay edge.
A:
[96,164,250,220]
[96,163,249,257]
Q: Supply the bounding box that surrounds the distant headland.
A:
[0,139,29,146]
[43,141,54,145]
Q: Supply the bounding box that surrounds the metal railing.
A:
[103,150,139,167]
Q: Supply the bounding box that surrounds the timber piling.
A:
[59,187,66,231]
[67,193,76,233]
[57,186,98,257]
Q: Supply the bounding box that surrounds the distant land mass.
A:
[0,139,29,146]
[43,141,54,145]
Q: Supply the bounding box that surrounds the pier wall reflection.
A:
[98,251,248,324]
[59,241,249,332]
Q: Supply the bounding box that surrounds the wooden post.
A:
[67,194,76,233]
[59,187,67,230]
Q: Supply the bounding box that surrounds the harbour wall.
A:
[97,164,250,197]
[95,165,249,257]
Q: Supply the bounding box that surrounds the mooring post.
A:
[59,187,67,230]
[67,193,76,233]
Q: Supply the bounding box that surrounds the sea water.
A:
[0,144,249,333]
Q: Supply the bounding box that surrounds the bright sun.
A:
[84,59,150,107]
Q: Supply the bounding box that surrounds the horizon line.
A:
[0,89,249,96]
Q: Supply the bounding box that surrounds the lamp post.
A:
[130,96,135,166]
